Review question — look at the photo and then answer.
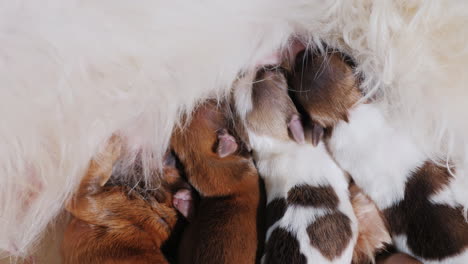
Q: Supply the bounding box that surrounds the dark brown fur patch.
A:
[307,212,353,260]
[266,198,287,230]
[289,51,361,128]
[384,162,468,260]
[264,228,307,264]
[287,184,339,209]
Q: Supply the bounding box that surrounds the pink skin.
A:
[310,124,324,147]
[286,39,306,62]
[16,165,43,215]
[173,189,193,219]
[288,114,305,144]
[164,151,195,220]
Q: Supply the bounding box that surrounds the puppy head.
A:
[68,136,185,216]
[234,69,305,145]
[289,51,361,130]
[171,101,259,196]
[171,101,241,163]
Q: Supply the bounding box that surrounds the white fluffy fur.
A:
[1,0,468,257]
[329,103,427,209]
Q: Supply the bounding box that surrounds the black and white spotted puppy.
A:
[233,69,358,263]
[290,50,468,264]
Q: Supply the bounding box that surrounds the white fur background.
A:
[0,0,467,258]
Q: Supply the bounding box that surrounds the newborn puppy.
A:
[233,69,358,263]
[62,137,188,264]
[171,101,263,264]
[290,50,468,263]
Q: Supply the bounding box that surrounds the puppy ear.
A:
[311,124,324,147]
[288,114,305,144]
[66,135,121,213]
[217,129,238,158]
[86,135,122,189]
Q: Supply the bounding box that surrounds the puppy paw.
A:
[173,189,194,220]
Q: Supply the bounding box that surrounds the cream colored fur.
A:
[1,0,467,258]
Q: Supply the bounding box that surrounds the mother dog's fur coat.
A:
[1,0,468,257]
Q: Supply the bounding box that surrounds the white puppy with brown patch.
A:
[290,50,468,264]
[233,69,358,263]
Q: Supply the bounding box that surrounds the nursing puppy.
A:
[290,50,468,263]
[62,137,189,264]
[233,69,358,263]
[171,101,263,264]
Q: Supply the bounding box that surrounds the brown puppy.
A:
[62,137,185,264]
[171,101,262,264]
